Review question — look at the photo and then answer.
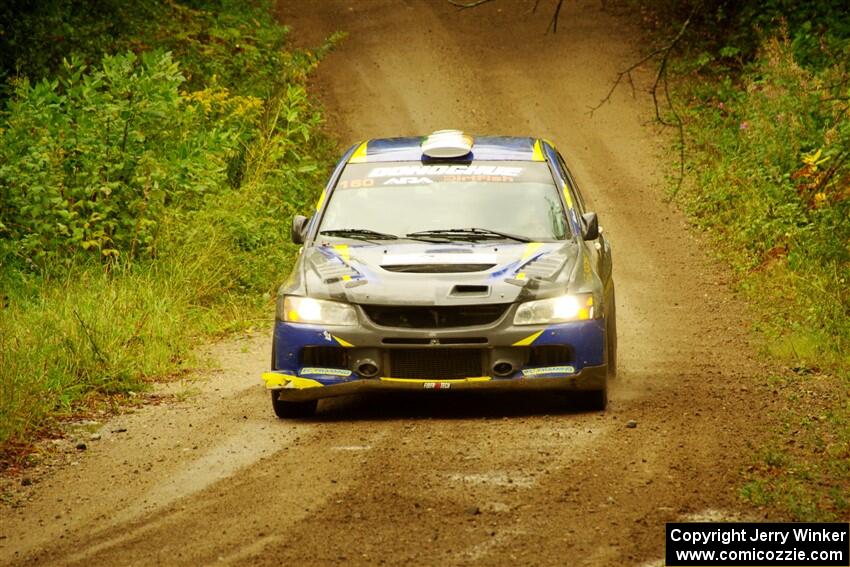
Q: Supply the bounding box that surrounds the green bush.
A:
[0,51,262,264]
[0,1,319,98]
[0,1,339,451]
[682,34,850,360]
[672,19,850,518]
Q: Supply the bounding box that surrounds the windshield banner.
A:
[337,161,554,188]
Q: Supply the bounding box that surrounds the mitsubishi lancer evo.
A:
[262,130,616,417]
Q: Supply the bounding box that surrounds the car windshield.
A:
[317,161,570,242]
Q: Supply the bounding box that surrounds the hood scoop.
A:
[450,284,490,297]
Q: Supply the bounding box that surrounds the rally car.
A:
[262,130,616,417]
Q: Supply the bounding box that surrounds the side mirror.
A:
[291,215,309,244]
[581,212,599,240]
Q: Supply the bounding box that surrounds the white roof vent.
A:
[421,129,473,158]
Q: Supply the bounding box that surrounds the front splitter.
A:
[264,366,606,402]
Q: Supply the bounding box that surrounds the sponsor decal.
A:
[522,366,575,376]
[423,382,452,390]
[300,367,352,377]
[368,165,523,178]
[335,161,555,188]
[384,177,434,185]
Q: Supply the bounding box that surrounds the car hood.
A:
[284,240,584,306]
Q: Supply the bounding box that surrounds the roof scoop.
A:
[421,129,473,158]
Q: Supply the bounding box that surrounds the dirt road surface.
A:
[1,1,775,565]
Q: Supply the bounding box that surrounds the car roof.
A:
[347,135,547,163]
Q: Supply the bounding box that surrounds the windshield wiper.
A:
[319,228,400,242]
[405,227,531,243]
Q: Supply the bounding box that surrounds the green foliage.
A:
[682,35,850,361]
[0,0,159,90]
[670,14,850,520]
[728,0,850,70]
[0,1,326,99]
[0,1,339,450]
[641,0,850,72]
[0,51,261,263]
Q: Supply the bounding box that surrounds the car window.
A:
[318,161,571,241]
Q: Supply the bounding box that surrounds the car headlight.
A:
[513,293,595,325]
[279,296,357,326]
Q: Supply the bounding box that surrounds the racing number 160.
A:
[337,178,375,189]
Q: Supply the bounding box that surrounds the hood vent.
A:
[381,263,495,273]
[450,284,490,297]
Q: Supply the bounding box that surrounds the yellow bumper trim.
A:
[262,372,323,390]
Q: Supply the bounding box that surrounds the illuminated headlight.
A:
[513,294,595,325]
[279,296,357,326]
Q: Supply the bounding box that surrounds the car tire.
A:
[606,290,618,379]
[271,391,317,419]
[578,384,608,411]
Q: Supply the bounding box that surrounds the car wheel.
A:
[578,384,608,411]
[607,291,618,379]
[270,391,317,419]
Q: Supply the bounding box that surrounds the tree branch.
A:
[547,0,565,33]
[451,0,567,33]
[588,4,699,195]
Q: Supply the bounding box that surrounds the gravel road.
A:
[1,1,774,565]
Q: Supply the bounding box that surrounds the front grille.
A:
[301,346,349,369]
[362,304,508,329]
[388,348,484,379]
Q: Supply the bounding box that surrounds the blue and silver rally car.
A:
[262,130,616,417]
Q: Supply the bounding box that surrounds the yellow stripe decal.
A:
[562,183,573,208]
[262,372,323,390]
[333,335,354,347]
[531,139,545,162]
[348,141,369,163]
[516,272,526,280]
[333,244,350,262]
[379,377,491,383]
[521,242,544,262]
[513,330,543,346]
[315,189,327,212]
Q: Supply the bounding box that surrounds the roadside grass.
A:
[0,2,340,459]
[669,31,850,520]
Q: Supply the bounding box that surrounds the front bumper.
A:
[264,310,608,401]
[264,365,607,401]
